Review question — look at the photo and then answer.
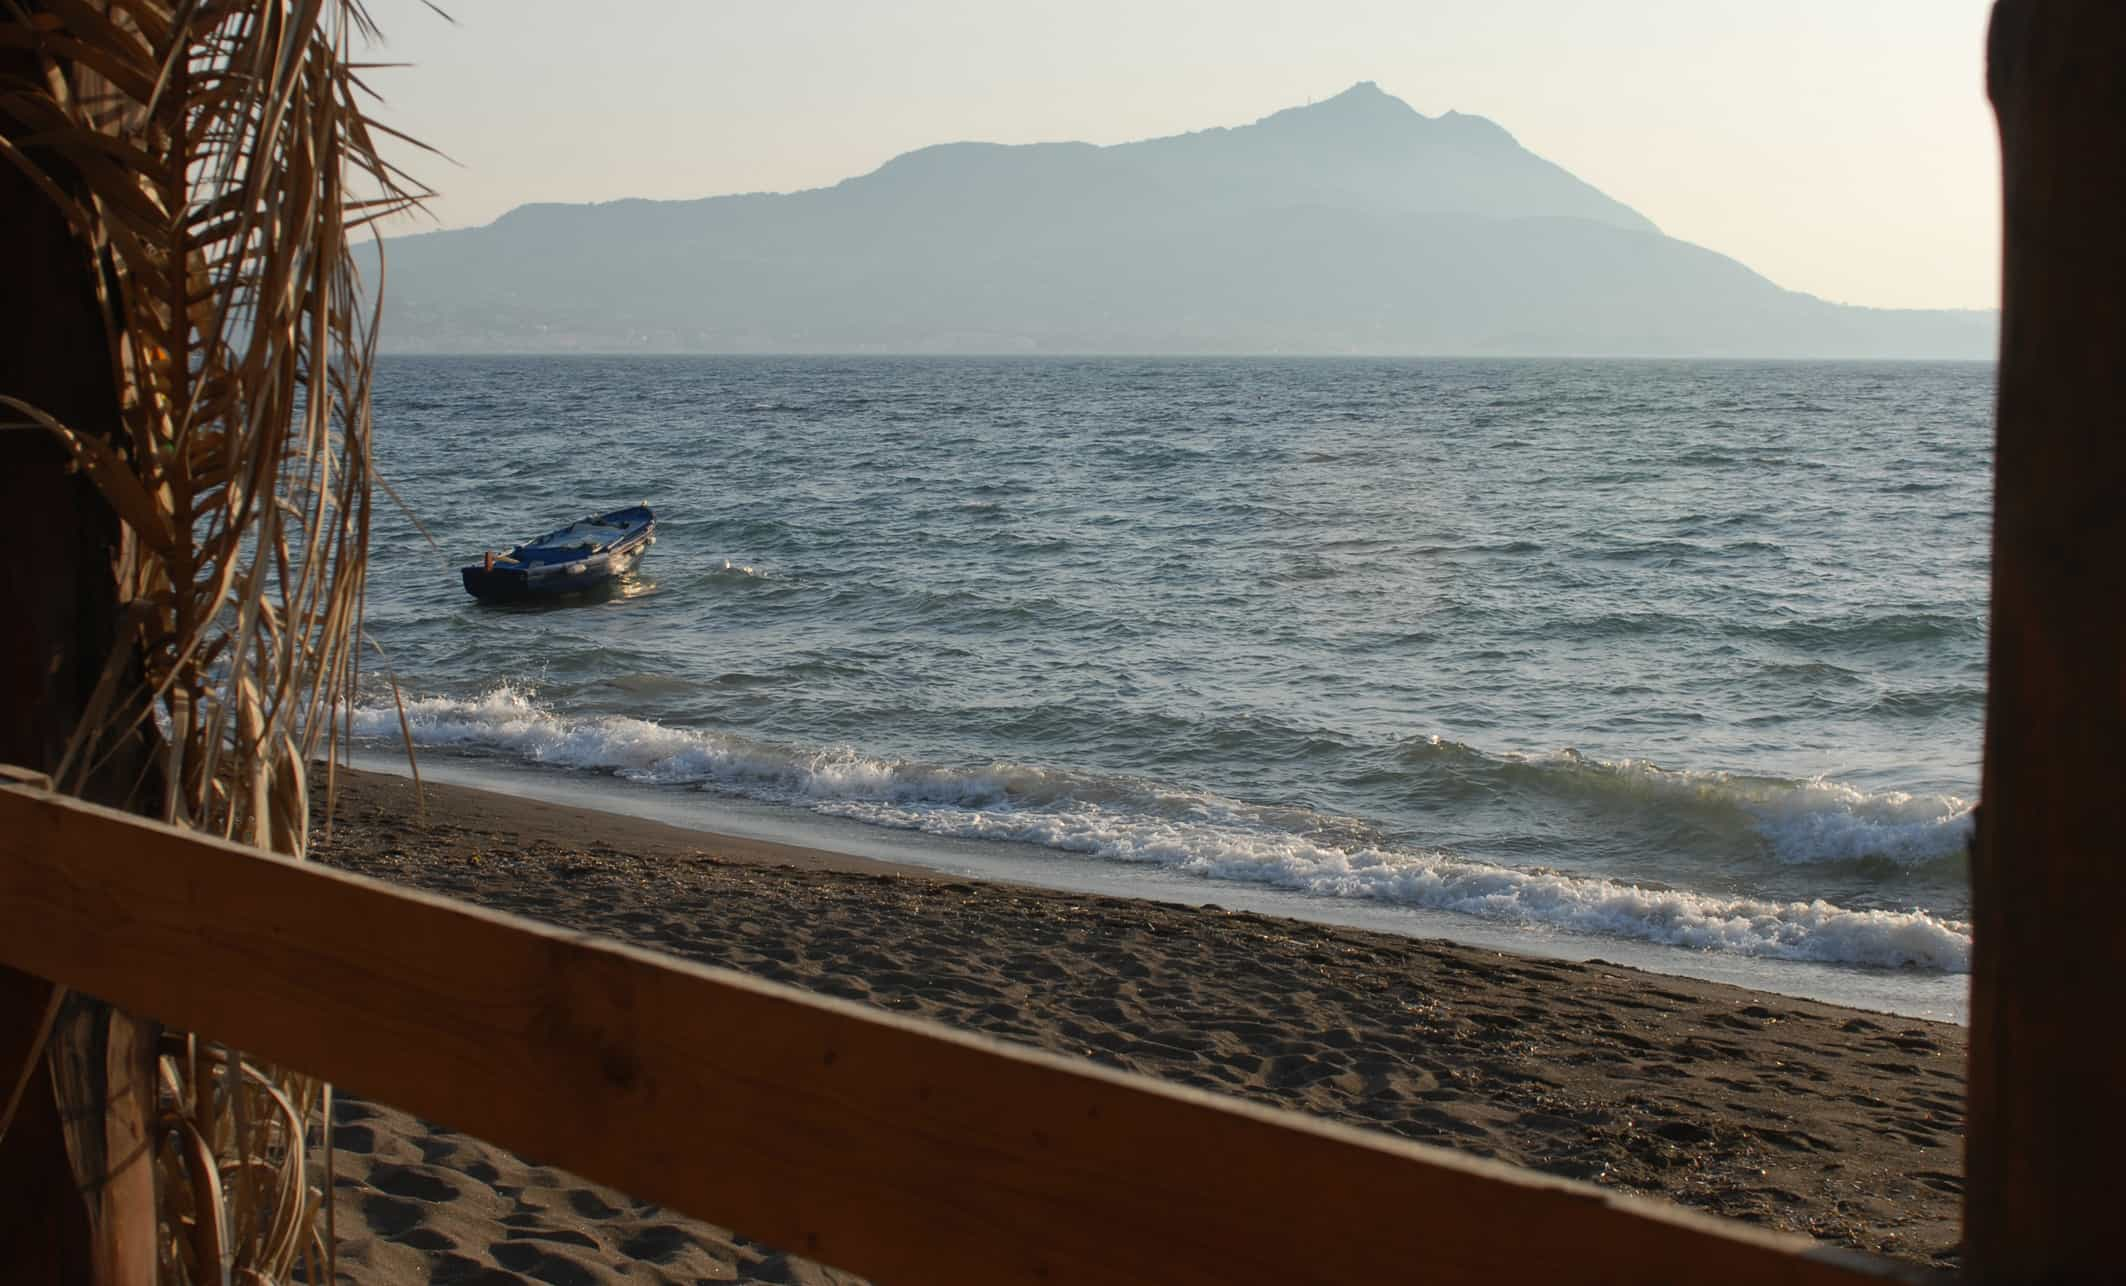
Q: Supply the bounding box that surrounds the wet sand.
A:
[309,767,1964,1282]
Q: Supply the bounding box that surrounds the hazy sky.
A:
[361,0,1999,311]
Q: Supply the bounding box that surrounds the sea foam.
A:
[353,686,1972,972]
[817,798,1968,970]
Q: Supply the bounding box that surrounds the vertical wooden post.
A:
[0,17,162,1285]
[1969,3,2126,1280]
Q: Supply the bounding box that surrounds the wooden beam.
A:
[1970,4,2126,1280]
[0,780,1910,1286]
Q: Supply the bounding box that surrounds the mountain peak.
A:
[1330,80,1391,101]
[1265,80,1421,126]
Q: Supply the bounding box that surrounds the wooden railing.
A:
[0,775,1915,1284]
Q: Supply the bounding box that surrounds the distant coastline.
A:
[373,84,1996,361]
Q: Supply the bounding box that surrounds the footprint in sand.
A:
[359,1193,428,1239]
[502,1227,599,1250]
[393,1226,457,1252]
[488,1240,601,1286]
[332,1122,377,1153]
[618,1223,699,1264]
[369,1163,461,1204]
[565,1188,623,1220]
[425,1250,532,1284]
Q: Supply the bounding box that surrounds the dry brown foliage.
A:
[0,1,428,1279]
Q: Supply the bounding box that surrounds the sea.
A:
[352,356,1992,1022]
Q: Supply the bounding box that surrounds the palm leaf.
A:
[0,1,428,1279]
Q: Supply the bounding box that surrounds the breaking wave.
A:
[352,687,1971,972]
[1402,737,1973,869]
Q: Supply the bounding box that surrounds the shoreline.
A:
[344,749,1972,1024]
[311,766,1965,1279]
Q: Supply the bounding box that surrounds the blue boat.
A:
[461,504,656,601]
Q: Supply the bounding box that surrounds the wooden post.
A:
[1969,3,2126,1280]
[0,16,162,1284]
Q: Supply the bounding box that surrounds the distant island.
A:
[377,82,1995,359]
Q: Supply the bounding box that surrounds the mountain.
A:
[376,82,1995,358]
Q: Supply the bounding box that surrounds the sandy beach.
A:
[308,767,1965,1282]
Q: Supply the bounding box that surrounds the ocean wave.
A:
[1867,685,1986,719]
[1400,738,1973,868]
[352,687,1970,971]
[354,685,1207,812]
[1742,611,1984,648]
[818,798,1968,972]
[1547,752,1972,867]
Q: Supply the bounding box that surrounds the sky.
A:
[359,0,2000,312]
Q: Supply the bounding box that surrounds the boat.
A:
[460,503,656,601]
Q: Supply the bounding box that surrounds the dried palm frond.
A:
[0,0,427,1279]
